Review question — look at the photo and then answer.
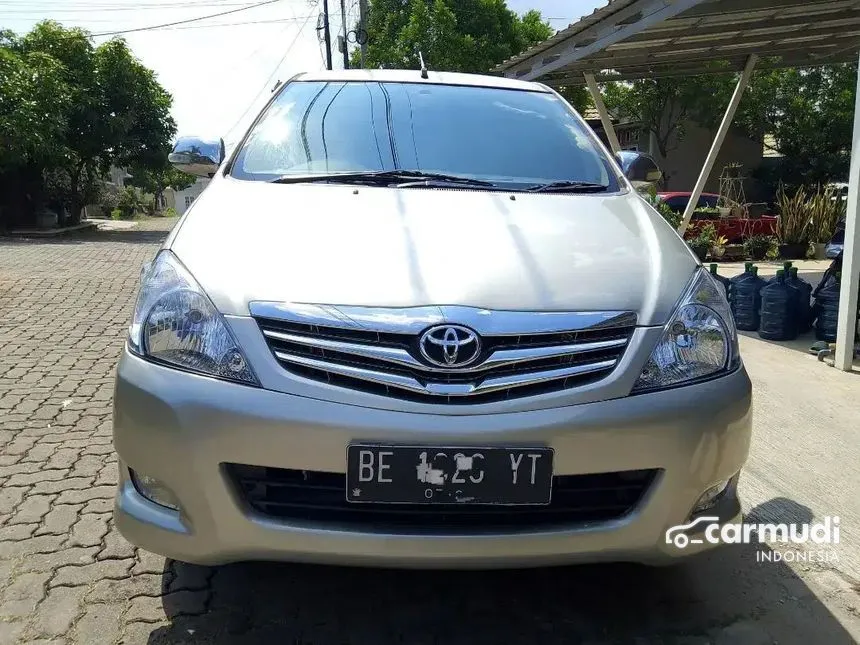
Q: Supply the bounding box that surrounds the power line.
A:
[135,16,313,30]
[90,0,283,36]
[225,11,315,138]
[0,2,256,13]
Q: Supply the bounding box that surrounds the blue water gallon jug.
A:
[786,267,812,333]
[759,270,800,341]
[709,263,731,299]
[814,272,841,342]
[730,264,766,331]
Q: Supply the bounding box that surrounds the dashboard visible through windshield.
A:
[230,80,620,192]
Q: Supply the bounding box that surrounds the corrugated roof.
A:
[496,0,860,84]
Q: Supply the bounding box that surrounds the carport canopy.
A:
[494,0,860,372]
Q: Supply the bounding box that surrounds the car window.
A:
[231,80,619,190]
[698,195,719,208]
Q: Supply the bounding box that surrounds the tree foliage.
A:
[358,0,553,74]
[0,21,177,228]
[599,63,858,189]
[740,63,857,187]
[602,74,737,159]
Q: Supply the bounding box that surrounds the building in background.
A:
[164,177,210,215]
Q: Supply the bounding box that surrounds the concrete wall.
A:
[653,121,765,199]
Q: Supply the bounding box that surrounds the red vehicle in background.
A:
[657,191,777,243]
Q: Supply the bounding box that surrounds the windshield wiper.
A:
[526,180,609,193]
[270,170,496,188]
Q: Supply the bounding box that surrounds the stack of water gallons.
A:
[722,261,832,342]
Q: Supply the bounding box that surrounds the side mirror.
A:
[615,150,663,188]
[168,136,226,178]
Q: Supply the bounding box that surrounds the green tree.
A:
[128,152,195,211]
[0,21,177,227]
[740,63,857,187]
[601,74,736,159]
[356,0,553,74]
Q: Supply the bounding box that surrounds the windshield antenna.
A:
[418,51,429,79]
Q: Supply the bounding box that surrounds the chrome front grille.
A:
[251,304,636,404]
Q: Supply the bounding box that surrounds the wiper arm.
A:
[270,170,495,187]
[526,180,609,193]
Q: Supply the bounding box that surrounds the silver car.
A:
[113,69,752,568]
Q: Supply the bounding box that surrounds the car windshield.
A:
[230,80,619,191]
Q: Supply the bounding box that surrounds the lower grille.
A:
[226,464,659,532]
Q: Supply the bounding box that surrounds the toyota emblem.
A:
[419,325,481,368]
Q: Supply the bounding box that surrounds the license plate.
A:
[346,445,554,505]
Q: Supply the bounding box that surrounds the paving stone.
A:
[46,448,82,470]
[32,478,95,495]
[98,529,136,560]
[8,494,53,525]
[36,504,84,536]
[83,498,114,514]
[125,595,165,623]
[67,513,110,548]
[168,562,212,593]
[88,573,164,602]
[56,487,115,505]
[17,547,99,573]
[69,454,103,478]
[130,550,166,576]
[5,469,67,487]
[31,585,86,637]
[0,571,51,619]
[0,488,27,515]
[0,535,65,559]
[73,603,123,645]
[51,558,133,587]
[0,522,37,540]
[119,620,168,645]
[0,621,25,645]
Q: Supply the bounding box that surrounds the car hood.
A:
[169,176,697,326]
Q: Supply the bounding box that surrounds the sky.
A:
[1,0,605,146]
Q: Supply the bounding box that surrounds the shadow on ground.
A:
[147,499,857,644]
[0,228,172,246]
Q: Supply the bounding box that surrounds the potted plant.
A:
[743,234,772,260]
[710,235,729,259]
[687,222,717,261]
[808,185,846,259]
[775,184,811,259]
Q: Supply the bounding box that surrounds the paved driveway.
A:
[1,222,859,644]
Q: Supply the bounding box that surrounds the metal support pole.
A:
[340,0,349,69]
[358,0,368,68]
[584,73,620,155]
[322,0,333,70]
[834,53,860,371]
[678,54,758,236]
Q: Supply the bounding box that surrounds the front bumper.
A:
[113,349,752,568]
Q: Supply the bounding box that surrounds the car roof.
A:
[293,69,550,93]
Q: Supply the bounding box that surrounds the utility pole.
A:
[358,0,368,68]
[322,0,332,70]
[340,0,349,69]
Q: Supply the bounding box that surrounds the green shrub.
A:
[164,207,178,218]
[642,186,681,229]
[775,185,811,244]
[117,186,143,218]
[110,208,123,220]
[744,234,773,260]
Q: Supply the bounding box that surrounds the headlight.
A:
[633,268,739,392]
[128,250,258,385]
